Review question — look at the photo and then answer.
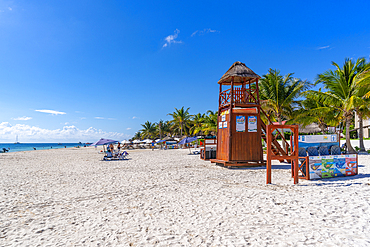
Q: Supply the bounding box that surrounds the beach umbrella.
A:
[156,139,166,144]
[90,138,119,152]
[121,140,131,144]
[178,136,197,145]
[178,136,198,154]
[90,138,119,146]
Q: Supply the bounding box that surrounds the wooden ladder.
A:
[259,110,289,159]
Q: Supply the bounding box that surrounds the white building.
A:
[354,112,370,138]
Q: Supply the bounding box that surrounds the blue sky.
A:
[1,0,370,142]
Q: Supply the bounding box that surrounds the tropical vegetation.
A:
[132,58,370,154]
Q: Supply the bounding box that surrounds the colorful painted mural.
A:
[308,154,357,179]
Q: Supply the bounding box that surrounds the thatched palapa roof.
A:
[218,61,261,85]
[298,123,322,134]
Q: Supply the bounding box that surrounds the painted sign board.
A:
[248,116,257,132]
[299,134,337,143]
[236,116,245,132]
[308,154,357,179]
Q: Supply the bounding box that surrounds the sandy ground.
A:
[0,147,369,246]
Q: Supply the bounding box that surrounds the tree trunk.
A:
[318,121,326,135]
[277,115,286,152]
[358,113,366,152]
[345,117,356,154]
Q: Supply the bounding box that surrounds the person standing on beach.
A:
[151,140,155,151]
[117,142,121,151]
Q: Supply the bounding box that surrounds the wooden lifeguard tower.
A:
[210,61,288,167]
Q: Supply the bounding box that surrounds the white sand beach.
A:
[1,147,370,246]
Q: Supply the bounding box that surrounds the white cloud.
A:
[8,7,12,11]
[191,28,219,37]
[317,45,330,50]
[12,116,32,121]
[80,117,86,120]
[95,117,115,120]
[126,127,131,130]
[132,116,138,119]
[0,122,130,142]
[35,109,66,115]
[64,122,69,125]
[163,29,182,48]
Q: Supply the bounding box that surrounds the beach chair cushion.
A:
[318,146,329,156]
[307,147,319,156]
[298,147,307,163]
[298,147,307,157]
[330,145,341,155]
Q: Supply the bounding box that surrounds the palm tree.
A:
[304,58,368,154]
[201,110,218,135]
[168,107,192,136]
[190,113,205,136]
[354,66,370,151]
[259,68,310,150]
[133,131,142,140]
[290,93,341,134]
[356,101,370,151]
[140,121,157,139]
[161,120,173,137]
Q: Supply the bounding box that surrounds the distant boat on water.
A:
[14,135,20,144]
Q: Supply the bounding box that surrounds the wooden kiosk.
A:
[200,136,217,160]
[211,62,265,167]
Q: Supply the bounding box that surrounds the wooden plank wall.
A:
[216,113,229,161]
[216,112,263,162]
[231,113,262,161]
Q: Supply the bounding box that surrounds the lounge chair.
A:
[117,151,129,160]
[103,151,128,161]
[103,151,114,161]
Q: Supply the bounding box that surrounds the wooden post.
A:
[242,78,246,103]
[228,77,234,161]
[218,83,222,114]
[266,125,272,184]
[306,157,310,180]
[217,83,222,159]
[255,78,260,104]
[293,126,299,184]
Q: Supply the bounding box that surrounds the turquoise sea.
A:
[0,143,87,153]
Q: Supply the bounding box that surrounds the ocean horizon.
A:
[0,143,88,153]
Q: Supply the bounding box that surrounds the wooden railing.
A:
[259,107,290,151]
[219,88,259,107]
[218,86,291,159]
[220,89,231,106]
